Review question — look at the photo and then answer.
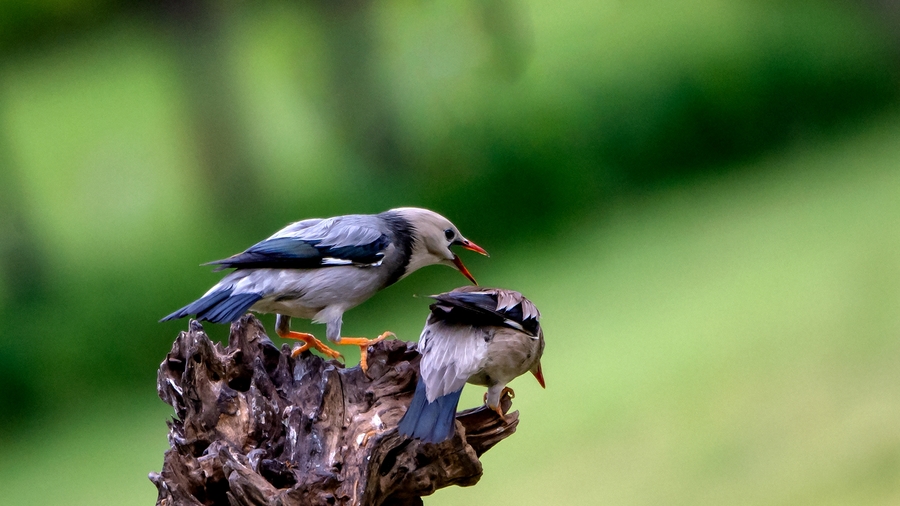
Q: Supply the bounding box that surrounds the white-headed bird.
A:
[398,287,545,443]
[161,207,488,372]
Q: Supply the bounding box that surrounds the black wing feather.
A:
[206,217,391,271]
[429,288,540,336]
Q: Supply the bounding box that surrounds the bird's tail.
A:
[397,381,463,443]
[160,287,262,324]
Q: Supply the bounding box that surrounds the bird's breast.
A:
[469,328,542,387]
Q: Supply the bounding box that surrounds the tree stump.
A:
[150,314,519,506]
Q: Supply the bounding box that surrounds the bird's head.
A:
[393,207,488,284]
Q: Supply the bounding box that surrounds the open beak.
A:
[451,238,488,285]
[459,239,489,257]
[451,255,478,285]
[531,362,546,389]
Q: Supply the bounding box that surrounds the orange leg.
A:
[484,387,515,417]
[360,429,378,447]
[277,329,343,361]
[336,331,395,374]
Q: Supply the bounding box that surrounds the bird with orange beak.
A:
[398,287,545,443]
[161,207,488,372]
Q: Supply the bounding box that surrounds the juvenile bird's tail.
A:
[397,381,463,443]
[160,287,262,324]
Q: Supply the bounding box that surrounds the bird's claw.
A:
[291,343,342,361]
[339,331,396,375]
[318,345,344,362]
[360,429,378,447]
[484,387,515,417]
[483,400,505,418]
[375,331,396,342]
[290,343,310,357]
[283,331,343,361]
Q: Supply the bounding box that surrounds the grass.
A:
[2,111,899,504]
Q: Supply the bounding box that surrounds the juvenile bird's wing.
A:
[417,321,488,402]
[205,215,391,271]
[429,287,541,337]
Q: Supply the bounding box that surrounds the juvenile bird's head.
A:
[392,207,488,284]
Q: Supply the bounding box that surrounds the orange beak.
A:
[451,255,478,285]
[451,239,488,285]
[531,362,545,389]
[459,239,489,257]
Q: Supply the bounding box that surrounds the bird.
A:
[161,207,488,372]
[398,286,545,444]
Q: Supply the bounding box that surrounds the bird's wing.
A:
[418,320,488,401]
[206,216,391,271]
[429,287,541,337]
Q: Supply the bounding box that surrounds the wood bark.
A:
[150,314,518,506]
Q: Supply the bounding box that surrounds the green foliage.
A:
[369,0,899,235]
[2,110,899,504]
[0,3,898,502]
[0,0,898,427]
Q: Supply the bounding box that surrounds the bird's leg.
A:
[360,429,378,447]
[484,387,515,417]
[283,331,343,360]
[335,331,396,374]
[275,314,343,361]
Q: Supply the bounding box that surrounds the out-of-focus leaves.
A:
[0,0,897,430]
[153,0,264,232]
[0,0,117,50]
[373,0,899,237]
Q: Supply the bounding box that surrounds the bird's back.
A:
[418,287,544,398]
[428,287,541,337]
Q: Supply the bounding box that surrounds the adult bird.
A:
[398,286,545,444]
[161,207,488,372]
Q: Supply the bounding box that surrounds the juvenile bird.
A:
[398,287,545,443]
[161,207,488,372]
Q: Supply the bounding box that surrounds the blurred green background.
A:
[1,0,899,503]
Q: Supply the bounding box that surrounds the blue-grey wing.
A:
[206,216,390,270]
[429,287,541,337]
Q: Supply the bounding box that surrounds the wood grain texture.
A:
[150,314,518,506]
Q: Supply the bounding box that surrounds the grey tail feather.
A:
[397,381,463,443]
[160,288,263,324]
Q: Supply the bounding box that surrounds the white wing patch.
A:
[319,258,354,266]
[502,318,525,332]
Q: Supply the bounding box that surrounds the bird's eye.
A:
[444,229,455,241]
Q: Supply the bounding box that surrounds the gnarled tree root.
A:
[150,314,518,506]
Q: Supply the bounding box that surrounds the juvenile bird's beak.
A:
[451,255,478,285]
[531,362,545,389]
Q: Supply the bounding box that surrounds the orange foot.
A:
[337,331,395,375]
[277,330,343,361]
[484,387,515,417]
[360,429,378,447]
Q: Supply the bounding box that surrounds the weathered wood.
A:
[150,314,518,506]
